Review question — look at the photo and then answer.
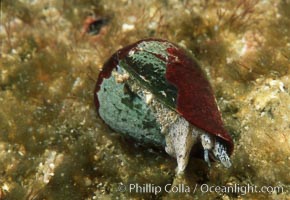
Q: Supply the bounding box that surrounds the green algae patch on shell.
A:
[97,66,165,147]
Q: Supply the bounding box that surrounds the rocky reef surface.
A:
[0,0,289,199]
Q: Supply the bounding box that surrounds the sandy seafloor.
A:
[0,0,290,199]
